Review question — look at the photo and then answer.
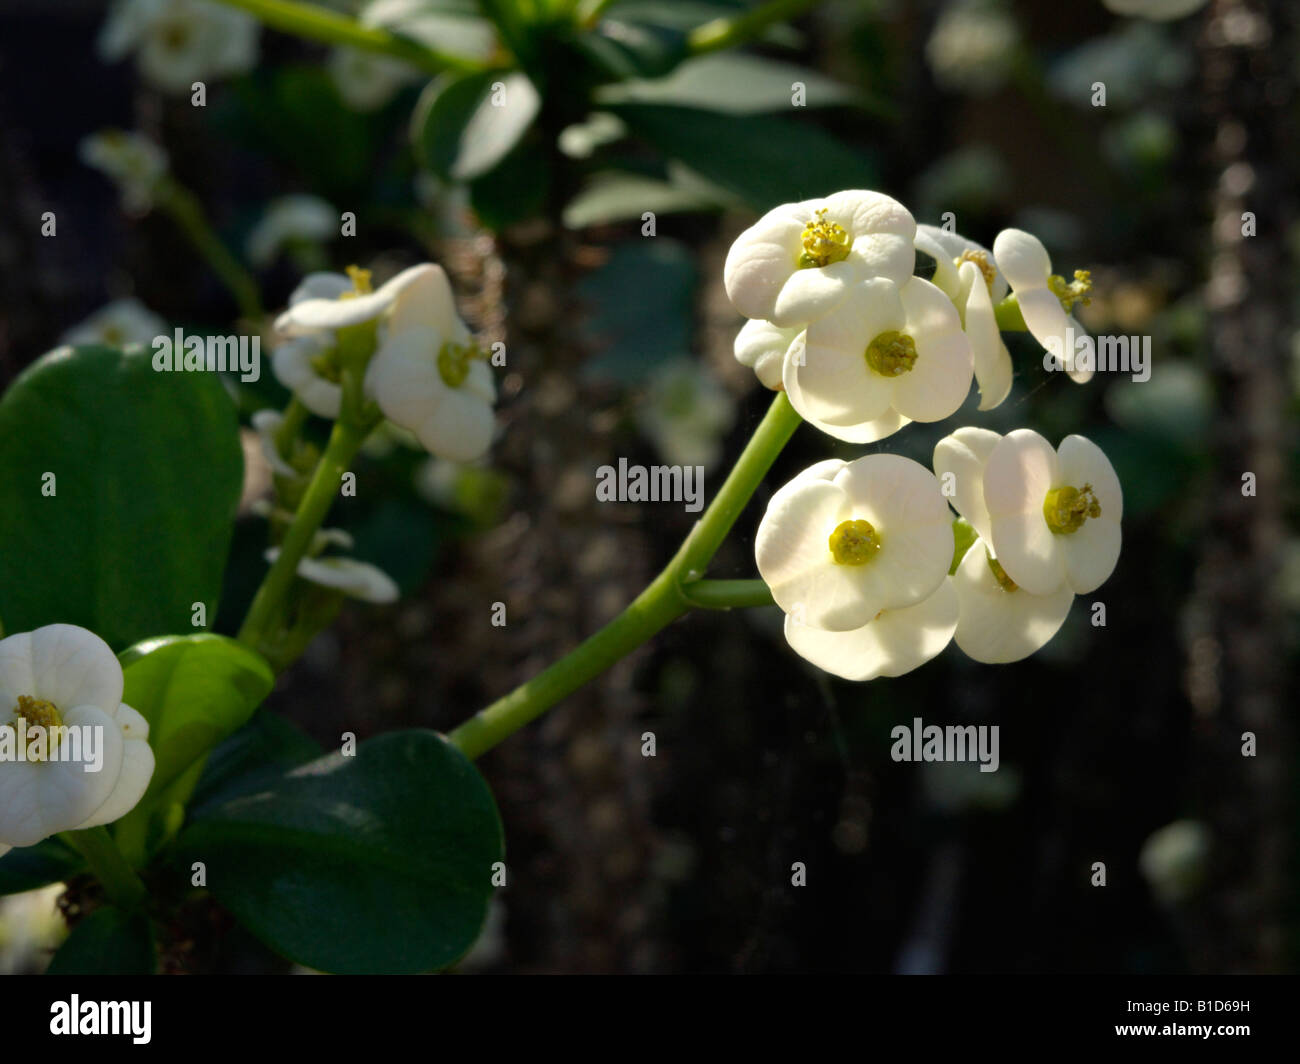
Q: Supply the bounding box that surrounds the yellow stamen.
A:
[798,208,852,269]
[12,696,64,760]
[437,340,482,388]
[339,265,373,300]
[1043,483,1101,535]
[829,518,882,566]
[865,330,917,377]
[956,249,996,292]
[1048,269,1092,312]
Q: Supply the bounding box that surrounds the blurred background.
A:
[0,0,1295,973]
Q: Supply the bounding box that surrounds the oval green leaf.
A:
[412,69,540,181]
[0,344,242,651]
[45,905,157,975]
[175,730,504,974]
[0,836,84,897]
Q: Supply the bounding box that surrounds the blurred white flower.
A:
[78,130,168,214]
[0,625,154,854]
[328,47,419,112]
[0,884,67,975]
[755,456,953,632]
[60,298,165,352]
[246,196,338,268]
[1049,23,1192,104]
[784,277,973,442]
[250,409,298,479]
[1102,0,1209,21]
[99,0,258,94]
[733,318,799,391]
[1139,819,1210,905]
[272,334,341,420]
[265,548,400,604]
[724,190,916,327]
[784,579,959,681]
[993,228,1094,383]
[364,265,497,463]
[637,360,736,471]
[982,429,1122,595]
[926,0,1021,95]
[275,264,430,337]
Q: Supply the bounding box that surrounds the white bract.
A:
[992,228,1094,383]
[250,409,298,478]
[99,0,259,94]
[724,190,916,327]
[78,130,168,214]
[364,265,497,463]
[60,298,166,352]
[637,360,736,470]
[914,224,1008,305]
[275,264,430,337]
[0,625,154,854]
[982,429,1122,595]
[246,195,338,267]
[755,456,953,631]
[925,0,1021,96]
[733,319,800,391]
[272,334,341,420]
[784,579,959,681]
[933,425,1003,543]
[265,548,400,604]
[784,277,973,442]
[951,536,1074,664]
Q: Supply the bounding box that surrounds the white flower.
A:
[784,277,973,442]
[724,190,916,327]
[733,318,799,391]
[328,48,419,112]
[981,429,1122,595]
[265,548,399,604]
[926,0,1020,96]
[78,130,168,213]
[951,536,1074,663]
[933,425,1002,543]
[275,264,430,337]
[250,409,298,478]
[0,884,67,974]
[755,456,953,631]
[1102,0,1209,20]
[914,223,1008,304]
[364,266,497,463]
[637,360,736,470]
[60,298,165,352]
[1139,819,1210,904]
[246,196,338,267]
[272,334,341,420]
[99,0,259,94]
[784,580,958,681]
[0,625,154,852]
[992,228,1094,383]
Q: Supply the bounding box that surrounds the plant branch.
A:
[61,827,148,911]
[687,0,819,56]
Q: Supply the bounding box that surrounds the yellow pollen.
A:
[12,696,64,760]
[1043,483,1101,535]
[339,265,373,299]
[865,330,917,377]
[1048,269,1092,312]
[437,340,481,388]
[956,249,996,292]
[828,518,882,566]
[986,551,1019,592]
[798,208,852,269]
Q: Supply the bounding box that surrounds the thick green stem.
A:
[238,416,368,653]
[157,180,262,322]
[212,0,482,73]
[61,827,147,911]
[994,294,1028,332]
[448,391,801,759]
[687,0,819,55]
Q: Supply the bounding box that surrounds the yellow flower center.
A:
[1043,483,1101,535]
[828,518,882,565]
[956,249,996,292]
[339,265,373,300]
[437,340,481,388]
[1048,269,1092,312]
[986,551,1019,592]
[12,695,64,761]
[865,330,917,377]
[798,208,852,269]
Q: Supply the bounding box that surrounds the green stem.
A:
[61,828,147,911]
[994,294,1027,332]
[238,416,368,653]
[212,0,482,73]
[157,180,262,322]
[687,0,819,55]
[448,391,801,759]
[275,397,309,459]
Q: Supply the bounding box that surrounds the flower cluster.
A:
[0,625,155,857]
[726,191,1095,442]
[732,189,1120,681]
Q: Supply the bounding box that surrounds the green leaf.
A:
[608,103,879,213]
[598,53,867,113]
[116,635,275,815]
[468,135,552,230]
[0,345,242,651]
[570,18,689,82]
[175,730,504,974]
[563,168,728,228]
[45,906,157,975]
[189,711,323,814]
[362,0,497,62]
[412,69,540,181]
[0,837,84,896]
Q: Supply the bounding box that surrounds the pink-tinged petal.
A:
[992,228,1051,290]
[952,541,1075,663]
[784,579,957,681]
[933,426,1002,542]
